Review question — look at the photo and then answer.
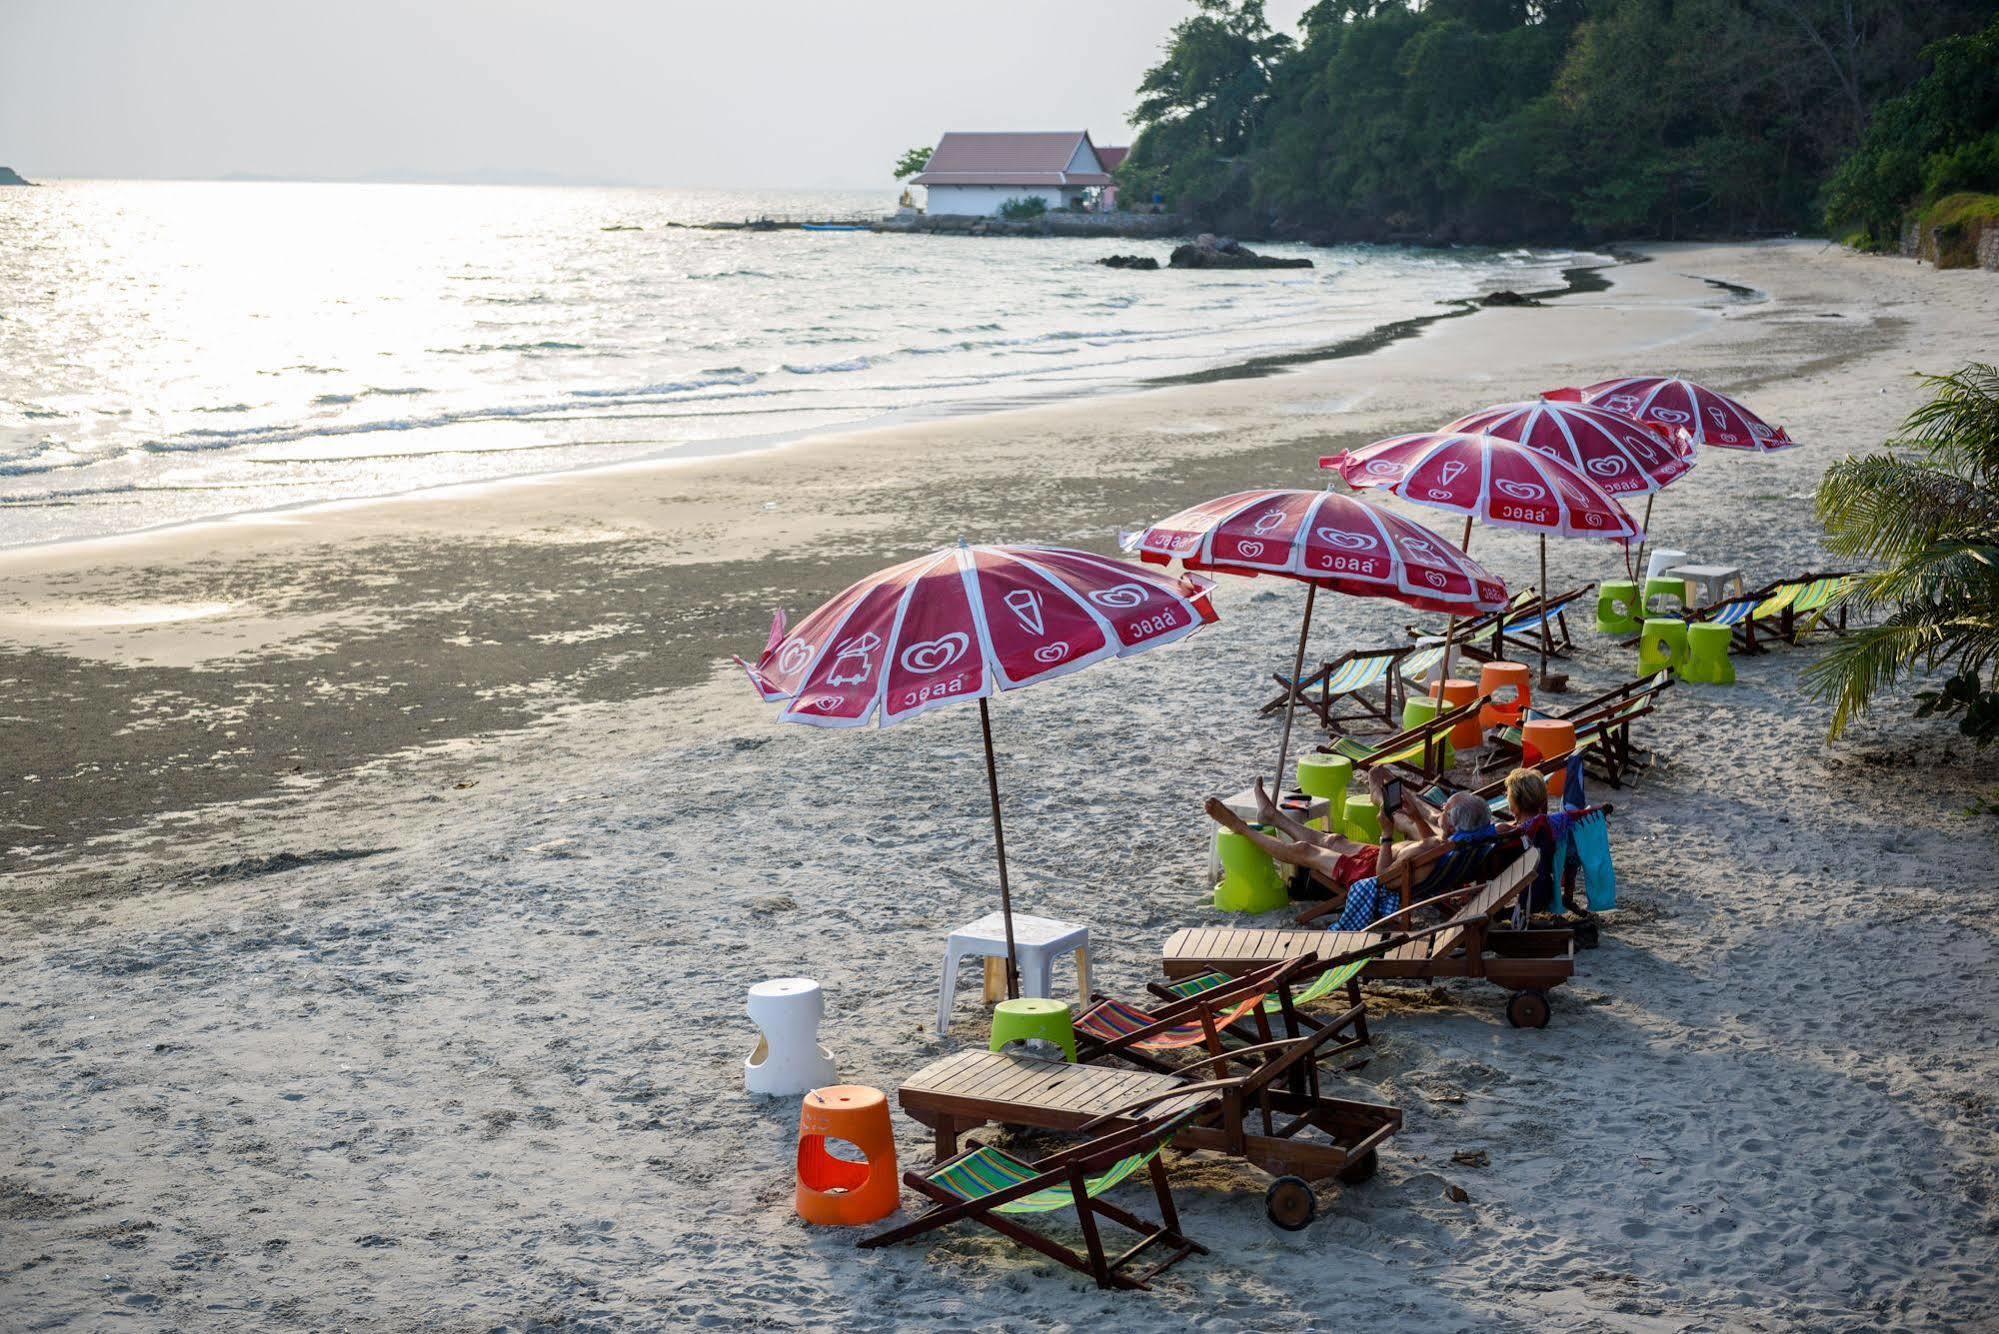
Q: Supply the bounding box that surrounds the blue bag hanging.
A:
[1551,808,1617,912]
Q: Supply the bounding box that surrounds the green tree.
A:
[892,145,933,181]
[1126,0,1294,217]
[1806,365,1999,743]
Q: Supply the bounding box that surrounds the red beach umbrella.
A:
[1322,432,1642,684]
[1128,486,1510,792]
[737,542,1216,996]
[1443,400,1694,496]
[1548,376,1800,453]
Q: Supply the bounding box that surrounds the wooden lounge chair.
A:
[1777,572,1858,642]
[1672,571,1858,654]
[1481,584,1593,662]
[1260,645,1412,734]
[1161,849,1574,1029]
[898,1018,1403,1229]
[859,1106,1208,1290]
[1072,956,1329,1076]
[1318,693,1488,780]
[1482,671,1672,787]
[1402,591,1535,679]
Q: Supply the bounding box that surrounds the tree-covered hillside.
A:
[1119,0,1999,244]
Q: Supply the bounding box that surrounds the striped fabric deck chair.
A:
[859,1106,1207,1291]
[1407,589,1535,650]
[1261,645,1411,734]
[1485,673,1670,788]
[1482,584,1593,663]
[1074,956,1347,1076]
[1781,574,1857,642]
[1320,693,1487,779]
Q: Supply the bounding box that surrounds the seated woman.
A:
[1498,767,1569,916]
[1203,775,1495,926]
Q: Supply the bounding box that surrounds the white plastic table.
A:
[936,912,1090,1036]
[1665,563,1747,609]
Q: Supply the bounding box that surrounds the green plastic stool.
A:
[989,998,1076,1062]
[1343,792,1384,845]
[1643,576,1688,617]
[1396,694,1454,772]
[1296,754,1351,832]
[1682,622,1735,684]
[1214,829,1288,913]
[1638,617,1690,676]
[1596,580,1641,635]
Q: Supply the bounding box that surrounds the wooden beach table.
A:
[1161,850,1576,1029]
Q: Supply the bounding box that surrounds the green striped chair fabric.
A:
[1163,954,1370,1013]
[1322,653,1397,697]
[929,1141,1168,1215]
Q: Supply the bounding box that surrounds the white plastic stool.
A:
[745,977,838,1096]
[1644,548,1690,582]
[936,912,1090,1036]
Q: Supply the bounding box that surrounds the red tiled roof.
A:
[1096,146,1129,170]
[911,132,1110,187]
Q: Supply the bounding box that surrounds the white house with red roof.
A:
[910,131,1126,217]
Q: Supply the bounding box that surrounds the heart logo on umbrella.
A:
[1031,642,1069,664]
[1235,539,1267,559]
[1316,529,1379,550]
[776,640,815,676]
[1087,584,1148,610]
[1649,407,1690,425]
[899,632,969,674]
[1586,456,1627,476]
[1493,479,1547,501]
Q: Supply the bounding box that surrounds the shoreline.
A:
[2,238,1996,1329]
[0,246,1616,561]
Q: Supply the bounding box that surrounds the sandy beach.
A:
[3,240,1997,1330]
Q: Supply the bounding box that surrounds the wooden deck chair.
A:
[1677,579,1792,654]
[1318,693,1488,779]
[1161,848,1574,1028]
[859,1106,1208,1290]
[1261,645,1412,734]
[1483,584,1593,663]
[1780,573,1858,642]
[1073,956,1322,1076]
[898,1021,1404,1227]
[1483,672,1672,784]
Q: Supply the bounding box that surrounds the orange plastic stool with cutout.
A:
[1520,719,1578,800]
[796,1084,899,1226]
[1426,678,1485,749]
[1478,662,1532,730]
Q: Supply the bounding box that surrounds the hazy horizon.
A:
[2,0,1311,190]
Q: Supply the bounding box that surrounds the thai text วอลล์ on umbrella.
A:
[1321,431,1643,687]
[1126,486,1509,801]
[737,541,1217,998]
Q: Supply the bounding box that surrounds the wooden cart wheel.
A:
[1336,1148,1379,1185]
[1265,1175,1317,1231]
[1506,990,1551,1029]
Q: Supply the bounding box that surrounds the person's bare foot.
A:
[1252,777,1280,822]
[1204,796,1252,835]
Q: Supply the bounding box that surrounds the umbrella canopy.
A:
[737,542,1216,998]
[1128,487,1510,615]
[1321,432,1644,542]
[1443,400,1694,497]
[1550,376,1800,452]
[1127,487,1508,794]
[739,542,1216,727]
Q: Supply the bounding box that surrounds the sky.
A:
[1,0,1313,189]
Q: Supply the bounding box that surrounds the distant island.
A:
[0,166,33,186]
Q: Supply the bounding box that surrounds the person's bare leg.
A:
[1253,778,1358,853]
[1204,798,1343,878]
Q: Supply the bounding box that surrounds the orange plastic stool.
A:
[1519,719,1578,800]
[1478,662,1532,730]
[1426,678,1485,749]
[796,1085,899,1226]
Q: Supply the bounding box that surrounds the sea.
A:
[0,181,1608,548]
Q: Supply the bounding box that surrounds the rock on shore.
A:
[1168,234,1313,269]
[1097,254,1160,270]
[0,166,34,186]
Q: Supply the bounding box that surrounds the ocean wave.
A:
[689,269,774,281]
[193,402,257,414]
[568,370,759,399]
[780,357,871,375]
[432,340,588,355]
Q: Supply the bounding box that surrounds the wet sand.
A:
[1,241,1995,1330]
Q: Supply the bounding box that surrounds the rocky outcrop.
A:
[0,166,32,186]
[1096,254,1159,270]
[1478,289,1538,306]
[1167,234,1313,269]
[871,212,1185,239]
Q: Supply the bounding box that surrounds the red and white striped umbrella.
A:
[1549,376,1799,453]
[1129,487,1510,615]
[1321,432,1644,541]
[1443,400,1694,496]
[738,543,1215,728]
[1323,432,1641,684]
[1128,487,1508,792]
[737,543,1217,999]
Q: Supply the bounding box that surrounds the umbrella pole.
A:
[1630,494,1656,582]
[1273,583,1317,799]
[1437,517,1474,689]
[977,697,1021,1001]
[1539,534,1553,689]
